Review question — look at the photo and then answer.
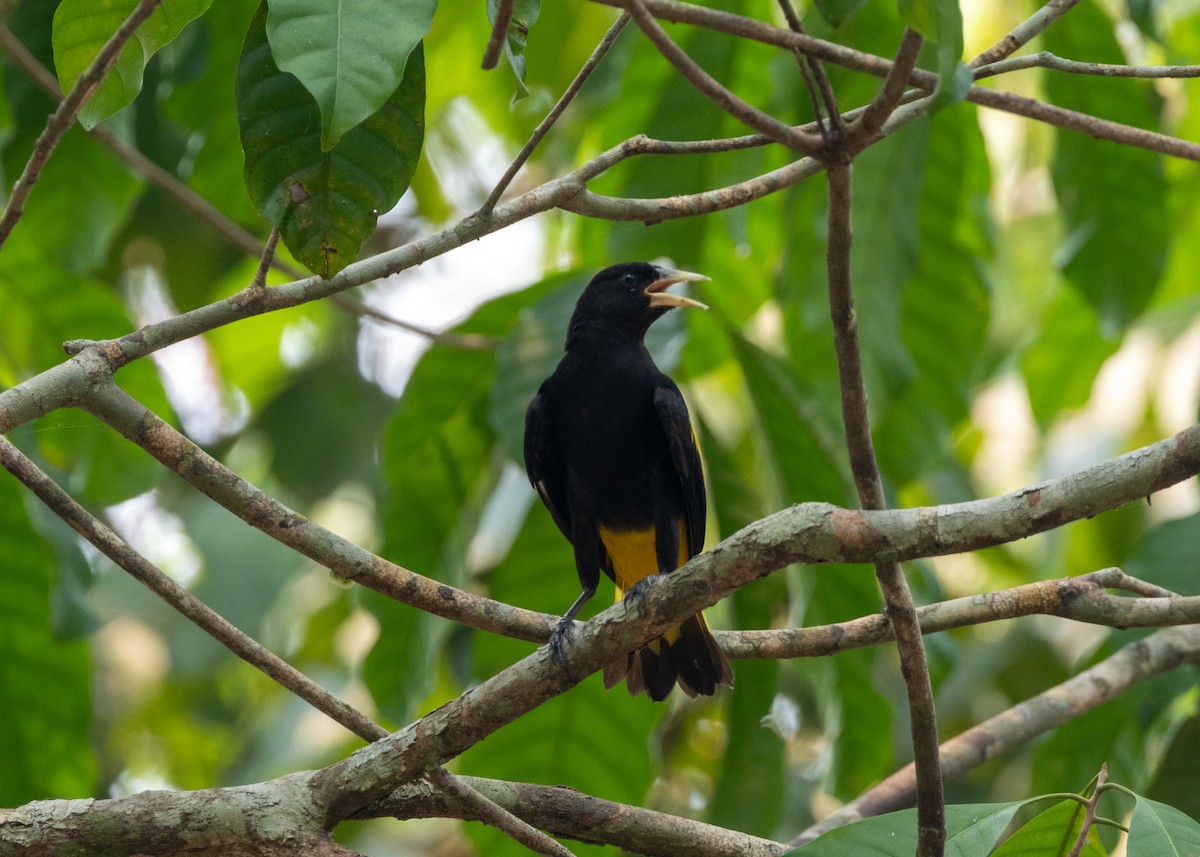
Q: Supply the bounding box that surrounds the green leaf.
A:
[896,0,968,110]
[236,1,425,276]
[0,477,95,805]
[264,0,435,150]
[52,0,213,130]
[992,800,1106,857]
[1043,2,1168,330]
[1128,796,1200,857]
[487,0,540,102]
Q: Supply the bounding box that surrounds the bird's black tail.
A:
[604,613,733,701]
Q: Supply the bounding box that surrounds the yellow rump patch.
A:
[599,521,689,645]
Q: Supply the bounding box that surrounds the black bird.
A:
[524,262,733,701]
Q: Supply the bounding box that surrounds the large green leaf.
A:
[236,1,425,276]
[264,0,435,150]
[0,477,95,805]
[52,0,213,130]
[1043,2,1168,331]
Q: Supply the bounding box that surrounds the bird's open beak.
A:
[645,267,709,310]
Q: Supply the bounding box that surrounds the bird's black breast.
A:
[543,346,681,531]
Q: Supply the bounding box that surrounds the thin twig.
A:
[621,0,824,155]
[851,27,923,146]
[1065,764,1108,857]
[825,162,944,857]
[970,0,1083,68]
[482,0,515,70]
[0,0,164,250]
[481,12,629,214]
[775,0,842,140]
[718,568,1200,659]
[975,51,1200,80]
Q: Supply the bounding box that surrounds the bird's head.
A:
[566,262,708,348]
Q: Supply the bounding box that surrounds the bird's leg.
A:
[549,586,595,679]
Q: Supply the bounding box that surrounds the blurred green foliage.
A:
[1,0,1199,854]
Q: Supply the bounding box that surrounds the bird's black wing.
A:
[524,387,573,541]
[654,382,705,558]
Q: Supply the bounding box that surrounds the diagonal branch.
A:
[793,625,1200,843]
[0,433,576,857]
[0,0,164,250]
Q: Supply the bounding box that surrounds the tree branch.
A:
[793,625,1200,843]
[593,0,1200,162]
[974,51,1200,81]
[0,0,164,249]
[718,569,1199,659]
[620,0,824,156]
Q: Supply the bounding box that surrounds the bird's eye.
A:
[621,273,637,288]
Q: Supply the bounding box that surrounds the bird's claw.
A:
[622,573,662,609]
[548,617,579,681]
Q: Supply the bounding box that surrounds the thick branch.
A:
[0,0,163,249]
